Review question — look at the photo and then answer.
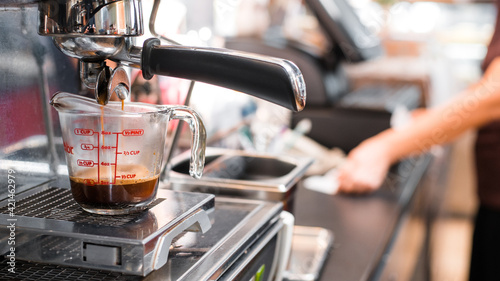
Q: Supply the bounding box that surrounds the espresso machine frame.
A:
[0,1,333,280]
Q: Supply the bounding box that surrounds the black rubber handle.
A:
[141,38,306,112]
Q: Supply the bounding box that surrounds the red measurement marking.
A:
[122,129,144,136]
[102,131,112,135]
[100,180,111,185]
[64,142,74,154]
[100,162,115,166]
[100,145,115,150]
[74,128,94,136]
[97,131,100,183]
[77,159,94,167]
[120,174,137,179]
[123,150,140,156]
[81,144,95,150]
[114,133,119,184]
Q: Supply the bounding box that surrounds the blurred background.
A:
[146,0,494,280]
[0,0,495,280]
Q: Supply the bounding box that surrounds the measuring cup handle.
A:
[167,106,206,179]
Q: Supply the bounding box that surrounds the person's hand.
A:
[482,57,500,86]
[337,136,393,194]
[335,57,500,195]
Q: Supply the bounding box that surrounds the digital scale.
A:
[0,178,293,280]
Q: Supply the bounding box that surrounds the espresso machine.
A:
[0,1,331,280]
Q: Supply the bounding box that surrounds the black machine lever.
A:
[141,38,306,112]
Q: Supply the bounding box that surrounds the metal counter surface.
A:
[292,153,444,281]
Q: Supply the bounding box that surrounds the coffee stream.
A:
[99,99,124,146]
[100,107,105,145]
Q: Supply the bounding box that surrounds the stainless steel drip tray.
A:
[0,184,215,276]
[0,195,283,281]
[145,196,283,281]
[168,148,313,201]
[283,226,334,281]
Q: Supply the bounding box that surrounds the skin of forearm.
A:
[372,79,500,164]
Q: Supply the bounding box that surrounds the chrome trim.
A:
[38,0,143,36]
[168,148,314,201]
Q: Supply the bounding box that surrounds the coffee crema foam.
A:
[69,164,159,209]
[70,164,155,185]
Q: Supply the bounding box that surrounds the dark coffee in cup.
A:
[69,165,159,212]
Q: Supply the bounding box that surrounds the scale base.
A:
[0,184,214,276]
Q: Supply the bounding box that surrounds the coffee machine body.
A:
[0,2,295,280]
[1,4,80,190]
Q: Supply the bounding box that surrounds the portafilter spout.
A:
[38,0,306,111]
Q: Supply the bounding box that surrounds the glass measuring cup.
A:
[50,92,206,215]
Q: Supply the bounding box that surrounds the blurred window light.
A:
[153,0,187,36]
[388,2,441,34]
[348,0,371,9]
[199,26,213,41]
[443,43,487,60]
[389,6,412,34]
[410,3,441,34]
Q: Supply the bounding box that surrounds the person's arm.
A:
[337,57,500,193]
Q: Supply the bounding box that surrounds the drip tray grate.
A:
[0,257,140,281]
[0,187,164,227]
